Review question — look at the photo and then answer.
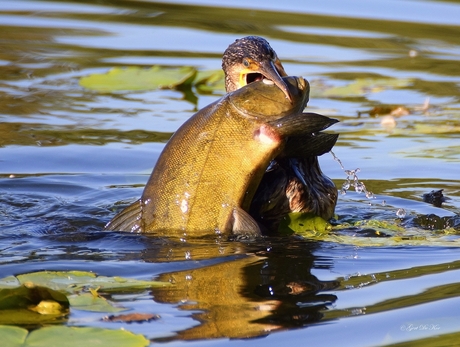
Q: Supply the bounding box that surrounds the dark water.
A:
[1,0,460,346]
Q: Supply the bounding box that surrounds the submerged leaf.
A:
[80,66,197,92]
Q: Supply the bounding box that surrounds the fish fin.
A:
[281,133,339,158]
[268,112,338,137]
[104,199,143,233]
[231,207,262,238]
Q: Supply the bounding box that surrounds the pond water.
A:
[1,0,460,346]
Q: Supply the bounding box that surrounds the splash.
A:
[330,151,374,199]
[330,151,408,219]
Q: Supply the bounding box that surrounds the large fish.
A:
[105,76,337,238]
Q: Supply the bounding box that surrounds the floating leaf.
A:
[279,212,332,235]
[0,325,149,347]
[0,284,69,311]
[321,78,412,98]
[0,308,67,326]
[195,69,225,93]
[68,293,127,312]
[1,325,28,346]
[14,270,169,293]
[0,284,69,325]
[80,65,197,92]
[0,271,170,317]
[0,276,20,288]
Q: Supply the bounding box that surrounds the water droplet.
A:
[396,208,406,218]
[342,181,350,190]
[355,183,364,193]
[180,199,188,213]
[382,200,386,206]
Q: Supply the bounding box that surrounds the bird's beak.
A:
[257,59,293,102]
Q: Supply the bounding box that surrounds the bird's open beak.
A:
[256,59,293,102]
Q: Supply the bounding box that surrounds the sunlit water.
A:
[1,0,459,346]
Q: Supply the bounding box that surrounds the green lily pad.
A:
[14,270,169,293]
[0,308,67,326]
[195,69,225,93]
[321,78,412,98]
[0,271,170,316]
[279,212,332,235]
[0,284,69,311]
[0,325,149,347]
[0,284,69,325]
[80,65,197,92]
[68,293,127,312]
[1,326,28,346]
[0,276,20,288]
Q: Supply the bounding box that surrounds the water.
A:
[1,0,460,346]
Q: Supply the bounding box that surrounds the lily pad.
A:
[195,69,225,93]
[68,293,127,312]
[80,65,197,92]
[0,325,149,347]
[14,270,169,293]
[279,212,332,235]
[321,78,412,98]
[0,284,69,325]
[1,326,28,346]
[0,271,170,315]
[0,284,69,311]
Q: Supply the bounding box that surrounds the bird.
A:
[222,36,291,101]
[222,36,338,233]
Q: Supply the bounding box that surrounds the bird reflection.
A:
[149,239,338,341]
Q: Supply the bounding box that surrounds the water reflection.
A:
[1,0,460,345]
[148,239,338,341]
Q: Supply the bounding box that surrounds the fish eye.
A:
[243,59,250,67]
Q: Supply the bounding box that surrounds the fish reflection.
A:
[149,241,338,341]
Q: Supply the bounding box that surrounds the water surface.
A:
[1,0,459,346]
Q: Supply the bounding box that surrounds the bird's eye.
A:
[243,59,250,67]
[269,49,276,61]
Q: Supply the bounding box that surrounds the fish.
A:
[104,76,337,238]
